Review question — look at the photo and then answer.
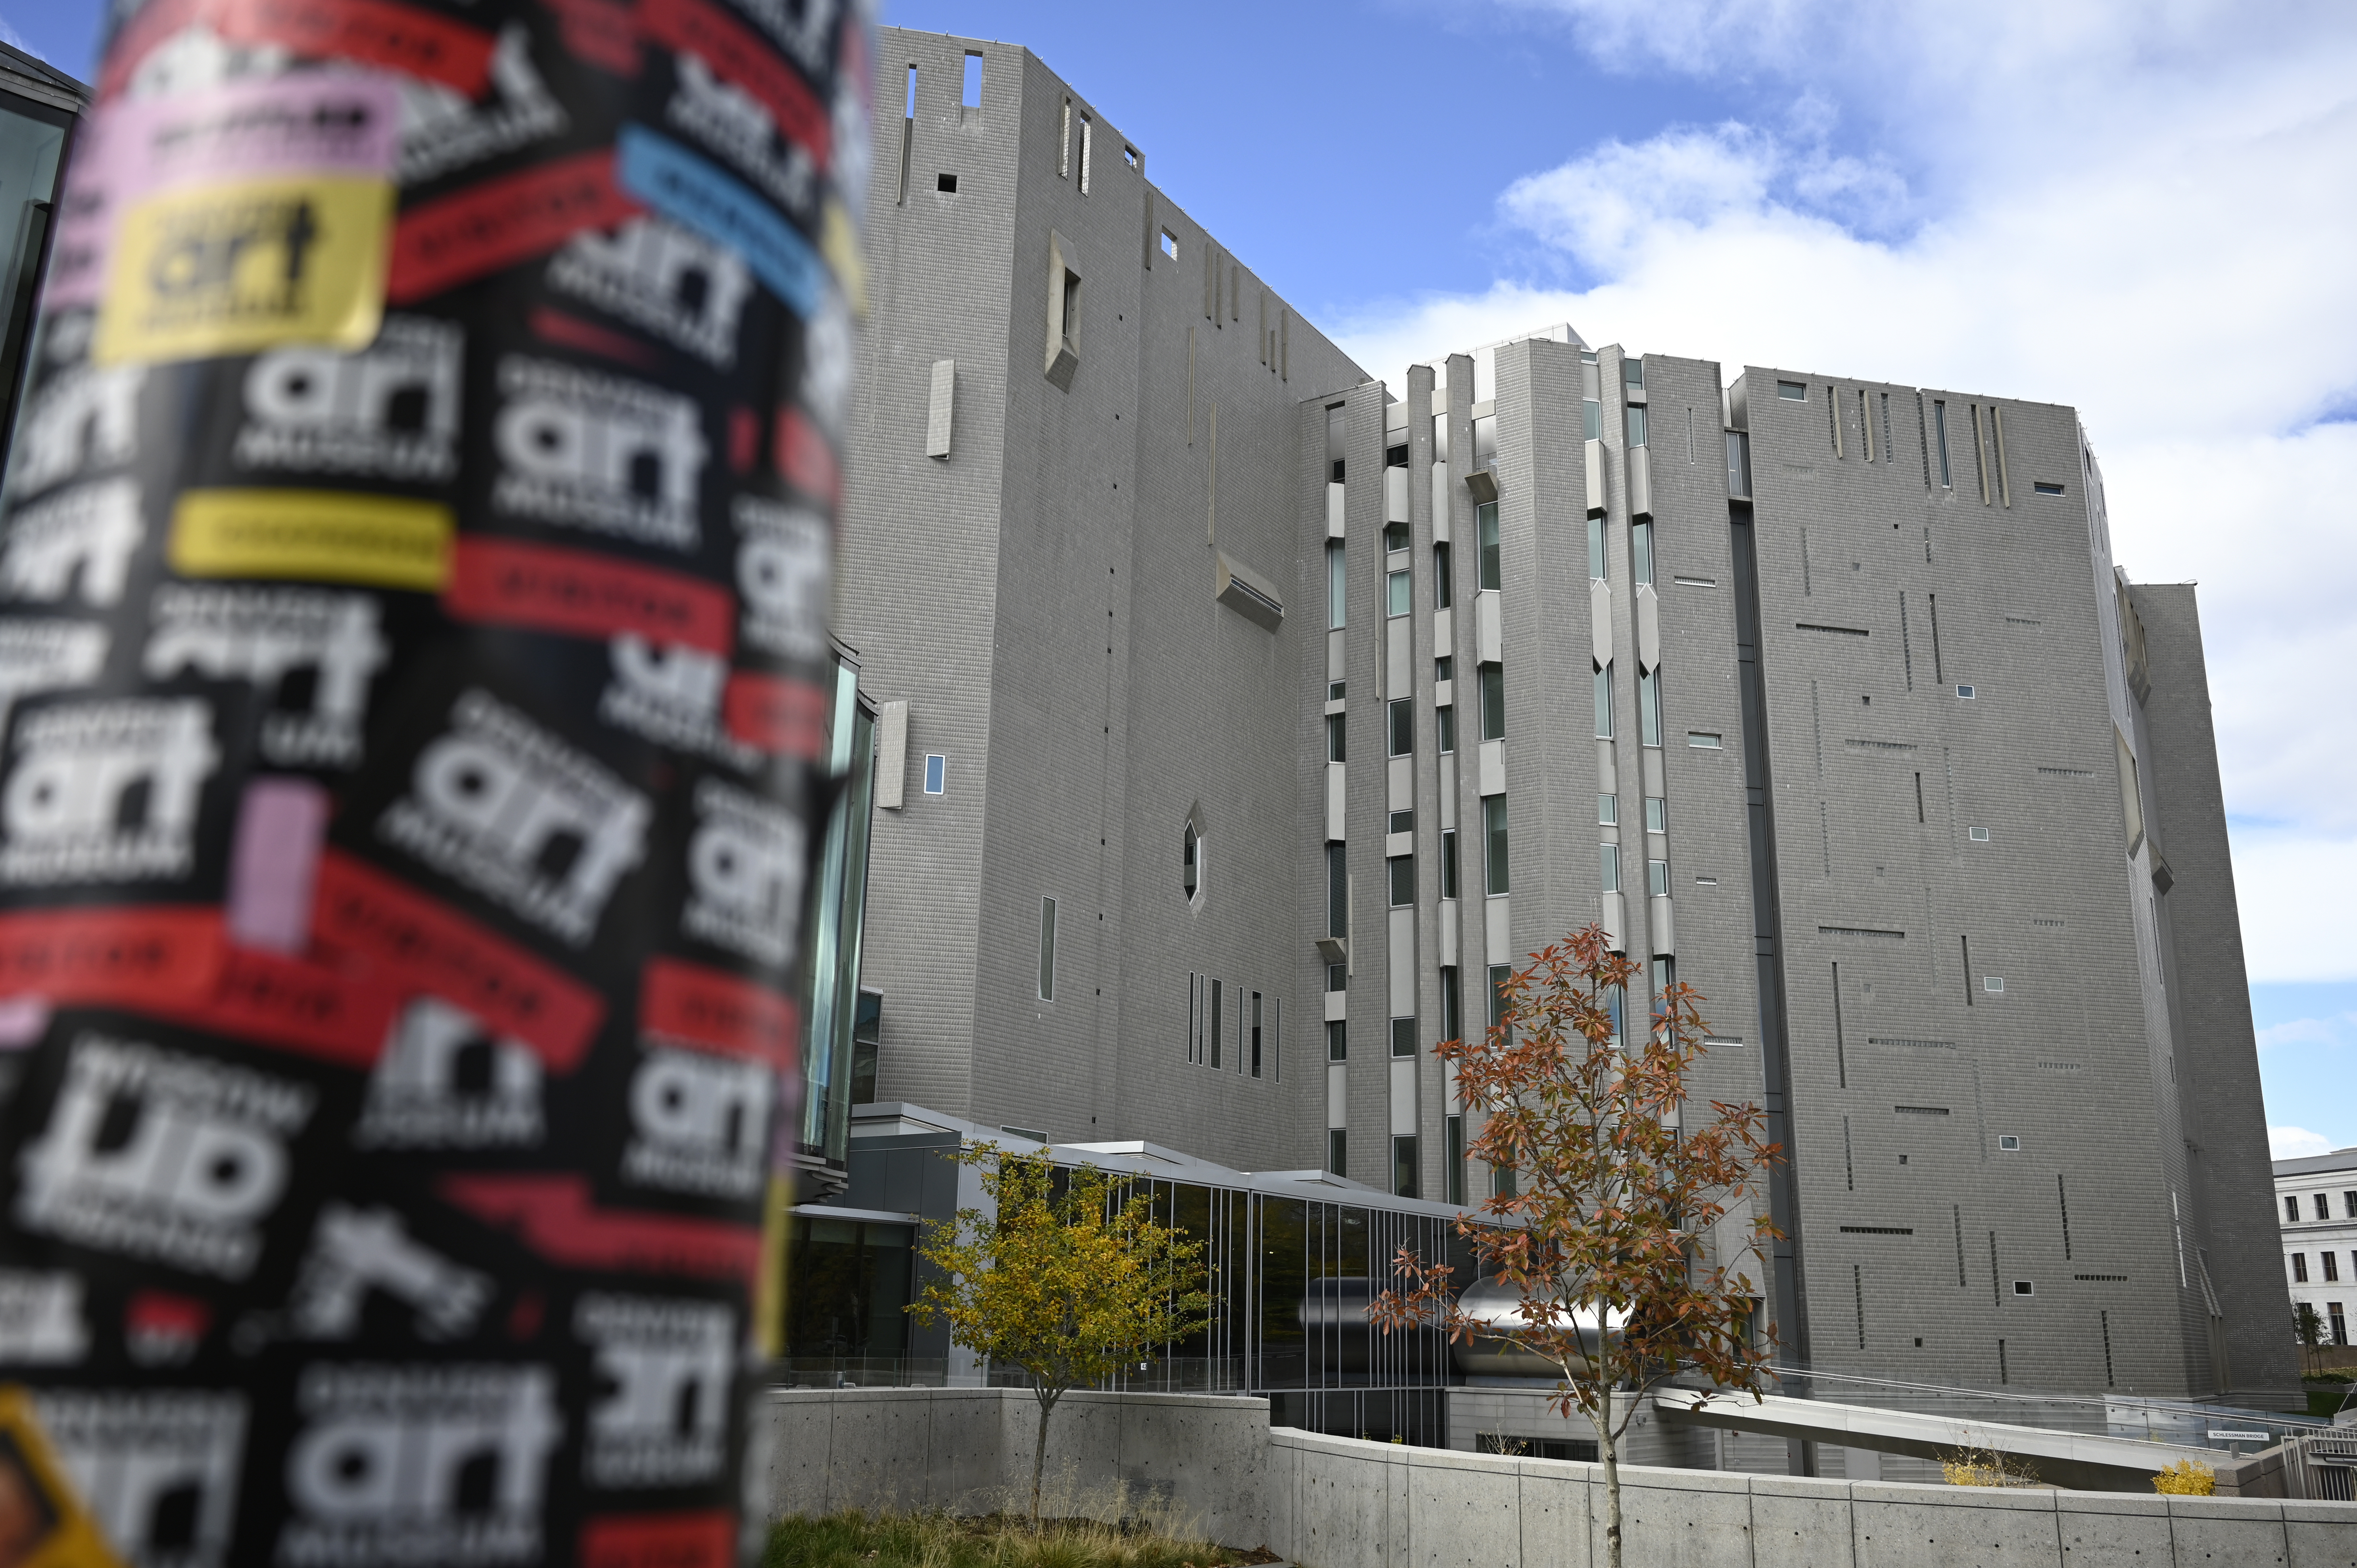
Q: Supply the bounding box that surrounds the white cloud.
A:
[2272,1125,2336,1160]
[2256,1015,2346,1049]
[1337,0,2357,982]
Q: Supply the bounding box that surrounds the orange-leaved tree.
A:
[1369,926,1782,1568]
[907,1144,1211,1526]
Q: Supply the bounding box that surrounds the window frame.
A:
[1037,896,1057,999]
[1439,830,1459,899]
[1386,568,1411,617]
[1388,698,1413,757]
[1587,516,1607,582]
[924,753,947,794]
[1434,544,1453,608]
[1594,662,1613,739]
[1478,663,1505,742]
[1388,854,1415,907]
[1599,843,1620,894]
[1638,665,1663,747]
[1326,541,1346,629]
[1435,704,1456,754]
[1484,796,1509,895]
[1631,519,1654,586]
[1477,502,1501,590]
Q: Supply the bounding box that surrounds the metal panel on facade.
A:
[1602,891,1625,952]
[1325,761,1345,840]
[1486,897,1511,964]
[1651,895,1674,954]
[1326,481,1345,538]
[1627,445,1653,518]
[1385,466,1409,523]
[1637,583,1660,670]
[1389,754,1413,810]
[1478,739,1505,797]
[1591,578,1613,665]
[1440,899,1458,966]
[1432,607,1452,656]
[925,358,956,456]
[1431,462,1450,541]
[1387,616,1410,697]
[1586,439,1606,515]
[1328,1064,1347,1128]
[1477,590,1501,663]
[1390,1059,1417,1136]
[1390,909,1415,1016]
[877,700,910,808]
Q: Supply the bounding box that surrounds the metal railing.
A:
[2284,1432,2357,1500]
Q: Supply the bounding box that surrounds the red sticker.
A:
[440,1173,761,1285]
[637,0,831,164]
[775,406,839,508]
[528,305,658,368]
[640,957,796,1067]
[580,1512,733,1568]
[104,0,495,100]
[0,907,225,1008]
[445,538,735,654]
[544,0,643,75]
[389,150,642,305]
[157,948,400,1069]
[722,671,825,759]
[310,851,605,1070]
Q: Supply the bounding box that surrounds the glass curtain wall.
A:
[794,649,879,1195]
[0,50,82,480]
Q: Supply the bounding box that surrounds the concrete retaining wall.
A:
[761,1387,1270,1546]
[762,1388,2357,1566]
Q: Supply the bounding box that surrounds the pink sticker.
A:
[0,995,49,1049]
[228,777,329,954]
[45,71,402,309]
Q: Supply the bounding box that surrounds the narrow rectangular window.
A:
[1440,966,1462,1043]
[1638,666,1663,747]
[1328,1129,1347,1177]
[1327,1020,1347,1060]
[1251,992,1263,1079]
[1647,859,1668,897]
[1326,844,1347,936]
[2294,1254,2309,1283]
[1587,516,1607,581]
[1488,964,1512,1036]
[2288,1196,2302,1223]
[924,754,947,794]
[960,51,982,107]
[1436,705,1455,754]
[2321,1194,2334,1221]
[1440,830,1459,899]
[1079,114,1092,194]
[1391,1017,1415,1058]
[1326,713,1345,763]
[1599,794,1618,825]
[1645,796,1666,834]
[1478,502,1501,590]
[1631,521,1654,586]
[1484,796,1509,895]
[1479,663,1505,742]
[1624,404,1647,448]
[2324,1251,2340,1283]
[1445,1116,1465,1205]
[1209,978,1222,1068]
[1058,97,1070,178]
[1387,569,1411,617]
[2345,1192,2356,1218]
[1388,698,1413,757]
[1037,897,1056,999]
[1599,843,1620,893]
[1594,662,1613,738]
[1393,1135,1419,1198]
[1388,855,1415,907]
[1934,400,1952,487]
[1434,544,1453,608]
[1326,541,1345,629]
[1188,972,1197,1063]
[1881,392,1894,463]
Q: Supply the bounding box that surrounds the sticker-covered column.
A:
[0,0,871,1562]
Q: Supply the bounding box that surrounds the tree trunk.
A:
[1597,1397,1623,1568]
[1031,1387,1059,1528]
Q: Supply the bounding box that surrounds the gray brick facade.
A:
[837,29,2296,1408]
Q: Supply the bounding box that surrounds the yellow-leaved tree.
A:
[908,1144,1213,1526]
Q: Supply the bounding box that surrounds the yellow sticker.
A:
[94,174,392,366]
[171,489,453,590]
[0,1387,128,1568]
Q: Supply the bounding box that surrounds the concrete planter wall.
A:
[762,1387,2357,1566]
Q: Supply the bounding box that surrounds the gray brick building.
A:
[833,27,2297,1409]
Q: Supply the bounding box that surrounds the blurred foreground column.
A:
[0,0,871,1560]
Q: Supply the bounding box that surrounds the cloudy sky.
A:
[9,0,2354,1149]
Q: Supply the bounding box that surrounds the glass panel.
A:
[0,96,68,482]
[1598,793,1617,825]
[1639,667,1662,747]
[1625,404,1647,447]
[1478,664,1504,742]
[1594,663,1613,738]
[1435,705,1455,753]
[1645,796,1666,833]
[1472,414,1496,470]
[1599,843,1619,893]
[1587,516,1606,581]
[1439,830,1458,898]
[1648,859,1668,897]
[1432,545,1452,608]
[1477,502,1500,590]
[1386,569,1410,617]
[1388,698,1412,756]
[1631,521,1654,585]
[1327,541,1346,628]
[1388,855,1413,907]
[1484,797,1509,895]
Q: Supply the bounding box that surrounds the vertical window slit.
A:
[1854,1264,1866,1350]
[1832,962,1846,1088]
[1843,1114,1854,1190]
[2058,1174,2072,1260]
[1954,1206,1966,1288]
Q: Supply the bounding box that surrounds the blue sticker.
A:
[617,125,827,320]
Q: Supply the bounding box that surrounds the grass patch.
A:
[766,1510,1280,1568]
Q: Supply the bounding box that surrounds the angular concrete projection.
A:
[1655,1388,2224,1493]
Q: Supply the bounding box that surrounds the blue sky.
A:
[9,0,2357,1151]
